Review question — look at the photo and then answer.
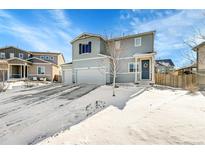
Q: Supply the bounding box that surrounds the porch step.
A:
[137,81,154,87]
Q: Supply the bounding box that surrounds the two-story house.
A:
[193,42,205,89]
[61,31,156,85]
[0,46,65,82]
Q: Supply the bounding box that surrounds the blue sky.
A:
[0,9,204,67]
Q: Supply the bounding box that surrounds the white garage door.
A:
[76,68,106,85]
[63,69,72,84]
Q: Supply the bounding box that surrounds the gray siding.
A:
[116,58,136,83]
[73,58,109,69]
[72,37,104,60]
[100,38,108,55]
[116,74,135,83]
[69,32,154,84]
[118,58,135,73]
[109,34,154,57]
[0,47,30,59]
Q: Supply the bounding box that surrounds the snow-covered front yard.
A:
[0,83,142,144]
[40,86,205,144]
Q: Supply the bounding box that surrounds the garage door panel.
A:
[63,69,72,84]
[76,68,106,85]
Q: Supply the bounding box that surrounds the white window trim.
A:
[128,62,137,73]
[140,59,151,81]
[40,56,45,59]
[45,56,49,60]
[37,66,46,75]
[79,43,92,55]
[0,52,5,58]
[134,37,142,47]
[50,56,54,61]
[19,53,24,59]
[10,53,14,58]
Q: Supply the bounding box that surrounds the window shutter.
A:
[79,44,82,54]
[88,42,91,53]
[82,45,85,53]
[85,44,89,53]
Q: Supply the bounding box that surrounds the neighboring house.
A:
[175,63,197,75]
[0,46,65,82]
[155,59,175,73]
[193,42,205,88]
[62,31,156,85]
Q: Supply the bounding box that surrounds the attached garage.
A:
[62,69,73,84]
[76,67,106,85]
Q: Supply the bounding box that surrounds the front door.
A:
[141,60,150,80]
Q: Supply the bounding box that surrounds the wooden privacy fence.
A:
[155,73,197,89]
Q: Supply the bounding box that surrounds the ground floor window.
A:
[37,66,45,75]
[128,63,136,72]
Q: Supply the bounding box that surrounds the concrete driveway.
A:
[0,83,98,144]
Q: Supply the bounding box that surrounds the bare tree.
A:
[98,39,122,96]
[181,12,205,76]
[107,40,122,96]
[183,29,205,76]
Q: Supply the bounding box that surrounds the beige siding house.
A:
[0,46,65,82]
[193,42,205,88]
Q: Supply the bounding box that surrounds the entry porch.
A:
[0,58,32,82]
[134,52,155,84]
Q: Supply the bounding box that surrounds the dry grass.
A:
[186,84,199,94]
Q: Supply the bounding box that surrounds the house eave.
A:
[108,31,156,42]
[7,57,32,64]
[70,33,106,44]
[133,52,156,58]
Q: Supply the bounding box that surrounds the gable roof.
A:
[71,31,156,44]
[0,46,30,53]
[27,57,58,67]
[27,57,49,63]
[156,59,175,67]
[192,42,205,51]
[177,63,197,70]
[7,57,32,64]
[30,51,61,55]
[70,33,106,44]
[108,31,156,41]
[30,51,66,63]
[27,57,56,64]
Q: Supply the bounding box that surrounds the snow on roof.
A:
[156,59,175,67]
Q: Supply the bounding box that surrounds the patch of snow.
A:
[39,87,205,145]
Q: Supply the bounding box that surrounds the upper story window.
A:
[45,56,49,60]
[28,54,32,58]
[79,42,92,54]
[134,37,142,47]
[115,41,121,49]
[0,52,5,59]
[10,53,14,58]
[128,63,136,73]
[40,56,45,59]
[50,56,54,61]
[19,53,24,59]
